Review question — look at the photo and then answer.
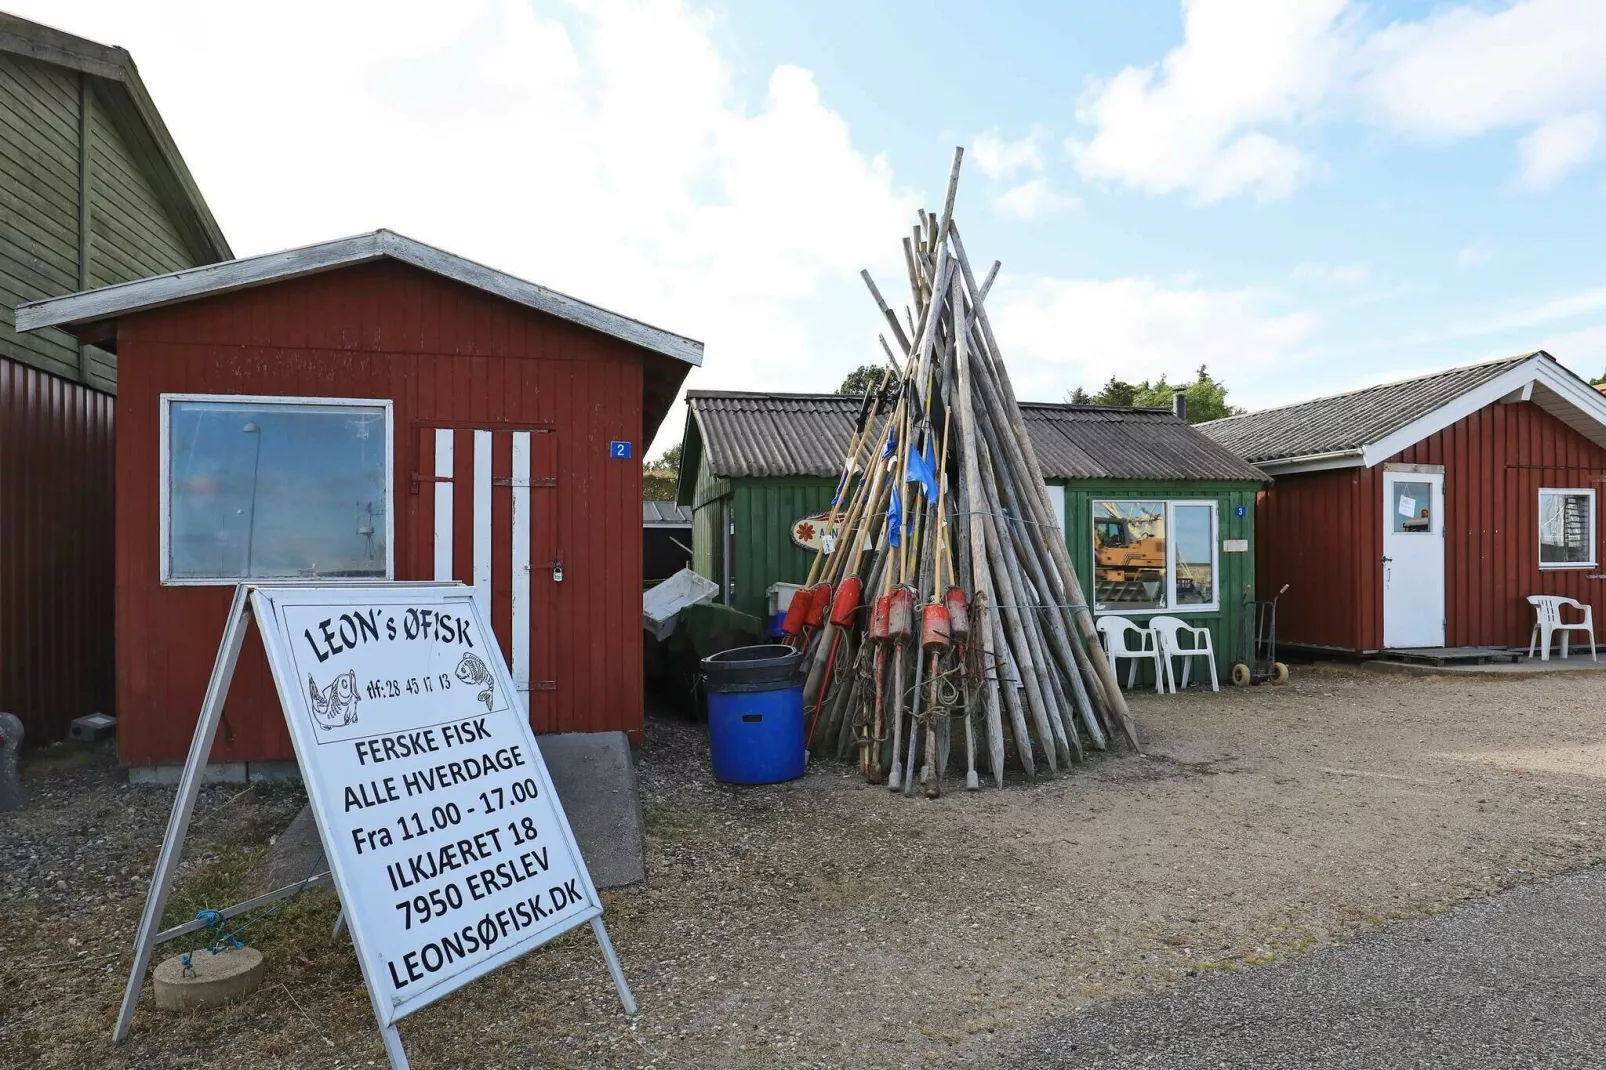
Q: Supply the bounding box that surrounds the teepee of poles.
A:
[778,147,1140,797]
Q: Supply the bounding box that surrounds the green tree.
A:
[643,443,681,501]
[1592,370,1606,386]
[1066,365,1240,424]
[838,364,887,396]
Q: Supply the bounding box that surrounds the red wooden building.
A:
[18,231,701,768]
[1200,352,1606,654]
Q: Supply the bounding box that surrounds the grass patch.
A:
[158,843,352,986]
[643,804,704,840]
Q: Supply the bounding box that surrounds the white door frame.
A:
[1381,468,1446,648]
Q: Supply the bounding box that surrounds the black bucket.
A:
[700,644,804,694]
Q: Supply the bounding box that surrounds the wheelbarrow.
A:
[1231,583,1290,686]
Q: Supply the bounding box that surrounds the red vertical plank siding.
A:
[114,261,663,766]
[1258,398,1606,653]
[0,356,116,744]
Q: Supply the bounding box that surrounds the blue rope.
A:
[180,849,325,972]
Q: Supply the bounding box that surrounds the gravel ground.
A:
[1010,864,1606,1068]
[2,664,1604,1068]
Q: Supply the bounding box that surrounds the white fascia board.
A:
[15,233,384,332]
[1256,450,1364,475]
[1360,357,1548,467]
[1360,355,1606,466]
[16,230,705,367]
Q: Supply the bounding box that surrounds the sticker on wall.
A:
[791,512,834,551]
[1235,505,1246,518]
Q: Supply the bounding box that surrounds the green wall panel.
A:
[732,477,836,619]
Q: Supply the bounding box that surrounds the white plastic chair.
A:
[1527,595,1597,662]
[1095,616,1167,693]
[1149,615,1220,692]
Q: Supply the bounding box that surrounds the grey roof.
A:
[643,501,692,526]
[1198,354,1538,464]
[0,13,230,263]
[683,391,1267,483]
[15,230,703,367]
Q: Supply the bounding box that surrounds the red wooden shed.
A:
[17,230,701,769]
[1199,352,1606,655]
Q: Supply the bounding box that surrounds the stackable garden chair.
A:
[1148,615,1220,692]
[1095,616,1167,693]
[1526,595,1597,662]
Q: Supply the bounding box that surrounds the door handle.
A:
[1381,556,1392,564]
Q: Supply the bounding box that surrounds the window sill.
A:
[1092,605,1221,617]
[161,576,396,587]
[1538,562,1597,571]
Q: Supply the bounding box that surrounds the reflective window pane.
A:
[168,399,388,580]
[1540,490,1595,565]
[1093,501,1167,611]
[1391,480,1432,534]
[1173,504,1215,606]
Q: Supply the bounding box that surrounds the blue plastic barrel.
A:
[701,644,805,784]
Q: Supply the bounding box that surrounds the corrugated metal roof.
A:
[685,391,1267,483]
[1198,354,1539,464]
[643,500,693,526]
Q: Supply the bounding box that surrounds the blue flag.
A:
[905,439,938,501]
[887,487,902,548]
[881,427,898,460]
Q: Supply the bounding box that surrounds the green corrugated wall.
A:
[685,459,1261,677]
[1062,479,1259,680]
[732,478,836,619]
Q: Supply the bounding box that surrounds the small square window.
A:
[1539,488,1596,568]
[163,395,392,583]
[1092,500,1219,613]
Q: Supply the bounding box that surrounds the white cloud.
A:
[1068,0,1350,201]
[1516,112,1604,191]
[1544,322,1606,375]
[1358,0,1606,138]
[972,127,1047,181]
[994,178,1080,220]
[1291,261,1370,288]
[988,273,1319,408]
[15,0,917,452]
[1456,241,1495,269]
[1072,0,1606,201]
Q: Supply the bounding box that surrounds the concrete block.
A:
[247,761,303,783]
[128,762,247,786]
[255,804,326,894]
[0,713,24,812]
[153,946,265,1011]
[537,731,646,889]
[68,713,116,742]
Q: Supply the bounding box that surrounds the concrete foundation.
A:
[537,731,647,889]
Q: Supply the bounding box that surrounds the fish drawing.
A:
[455,653,495,712]
[308,670,360,731]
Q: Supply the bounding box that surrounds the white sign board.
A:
[251,585,602,1026]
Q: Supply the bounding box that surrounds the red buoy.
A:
[870,594,892,642]
[829,577,863,628]
[779,587,810,638]
[801,583,831,629]
[888,585,915,640]
[920,602,951,650]
[943,586,970,639]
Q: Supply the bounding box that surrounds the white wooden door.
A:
[1382,470,1445,648]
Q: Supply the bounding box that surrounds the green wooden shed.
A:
[676,390,1269,677]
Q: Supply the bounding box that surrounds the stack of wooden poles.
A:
[778,147,1140,797]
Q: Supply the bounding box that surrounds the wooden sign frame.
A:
[113,583,635,1069]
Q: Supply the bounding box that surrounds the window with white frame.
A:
[163,395,392,583]
[1092,500,1218,612]
[1539,488,1596,568]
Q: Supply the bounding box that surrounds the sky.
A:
[18,0,1606,454]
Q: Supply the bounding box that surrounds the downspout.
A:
[721,497,733,607]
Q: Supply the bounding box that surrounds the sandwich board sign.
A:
[114,583,634,1069]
